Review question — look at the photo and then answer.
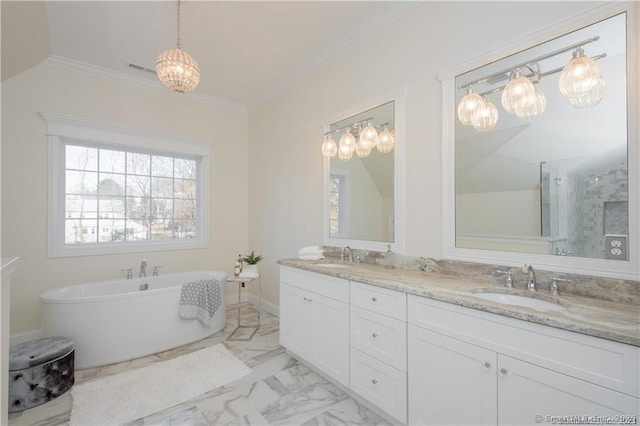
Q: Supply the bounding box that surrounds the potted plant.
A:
[241,250,263,275]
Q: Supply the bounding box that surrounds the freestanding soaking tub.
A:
[40,270,227,369]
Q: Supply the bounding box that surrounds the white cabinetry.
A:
[349,282,407,423]
[279,267,349,387]
[408,295,640,426]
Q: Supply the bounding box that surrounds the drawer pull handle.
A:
[499,368,508,376]
[371,297,377,302]
[483,362,491,370]
[372,379,378,385]
[371,333,378,338]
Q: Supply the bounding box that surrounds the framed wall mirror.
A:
[323,91,405,252]
[440,7,638,280]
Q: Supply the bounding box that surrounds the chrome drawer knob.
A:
[371,297,377,302]
[372,379,378,384]
[500,368,508,376]
[371,333,378,338]
[483,362,491,370]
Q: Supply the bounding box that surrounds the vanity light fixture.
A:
[457,36,606,131]
[359,121,379,151]
[515,87,547,120]
[321,135,338,158]
[472,98,499,131]
[156,0,201,93]
[501,70,536,114]
[338,129,356,161]
[376,126,395,153]
[323,118,395,160]
[457,87,485,126]
[559,47,606,108]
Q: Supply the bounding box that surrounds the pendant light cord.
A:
[176,0,182,49]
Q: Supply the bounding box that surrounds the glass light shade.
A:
[502,74,535,113]
[559,48,602,99]
[339,130,356,154]
[515,88,547,120]
[376,128,395,153]
[321,136,337,158]
[355,142,372,158]
[472,99,499,131]
[457,89,484,125]
[156,48,201,93]
[568,74,606,108]
[359,123,378,150]
[337,145,354,161]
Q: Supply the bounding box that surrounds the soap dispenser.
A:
[384,244,395,269]
[234,254,243,276]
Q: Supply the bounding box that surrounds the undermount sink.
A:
[475,291,566,312]
[314,263,351,269]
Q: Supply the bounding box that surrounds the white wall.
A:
[1,62,249,332]
[247,1,605,307]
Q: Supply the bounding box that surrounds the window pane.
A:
[152,156,173,177]
[175,199,196,219]
[66,145,97,171]
[66,170,98,194]
[99,149,125,173]
[126,223,148,241]
[99,196,125,219]
[174,220,196,239]
[126,197,151,220]
[151,221,174,240]
[98,219,125,242]
[65,196,98,219]
[66,219,97,243]
[126,175,150,197]
[127,152,150,175]
[175,179,196,199]
[152,177,173,198]
[152,198,173,220]
[98,173,125,196]
[174,158,196,179]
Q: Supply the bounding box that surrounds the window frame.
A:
[43,112,211,258]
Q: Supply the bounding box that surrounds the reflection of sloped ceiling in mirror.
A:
[361,151,394,197]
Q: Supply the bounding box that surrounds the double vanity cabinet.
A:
[279,263,640,425]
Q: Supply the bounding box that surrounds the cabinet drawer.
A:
[351,306,407,372]
[350,281,406,320]
[408,294,640,398]
[350,348,407,423]
[280,266,349,302]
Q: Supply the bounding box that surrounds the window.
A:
[43,113,210,257]
[64,143,199,244]
[329,174,347,237]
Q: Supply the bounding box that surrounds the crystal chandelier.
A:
[156,0,200,93]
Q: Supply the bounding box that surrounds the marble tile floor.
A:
[8,303,392,426]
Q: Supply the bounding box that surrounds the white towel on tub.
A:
[178,279,222,327]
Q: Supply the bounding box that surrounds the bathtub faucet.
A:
[139,259,147,278]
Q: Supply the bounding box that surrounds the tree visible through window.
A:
[64,143,199,244]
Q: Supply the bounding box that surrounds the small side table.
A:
[226,275,261,341]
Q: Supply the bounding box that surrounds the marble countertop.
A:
[278,259,640,347]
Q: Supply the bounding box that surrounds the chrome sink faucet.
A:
[522,263,536,291]
[140,259,147,278]
[341,246,353,262]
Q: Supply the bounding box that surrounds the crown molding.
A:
[44,55,247,113]
[247,2,420,110]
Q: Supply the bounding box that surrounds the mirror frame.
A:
[438,4,639,280]
[322,88,407,253]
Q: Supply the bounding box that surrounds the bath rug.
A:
[69,344,251,425]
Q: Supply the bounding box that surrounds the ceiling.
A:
[2,1,417,108]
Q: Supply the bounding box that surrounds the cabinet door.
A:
[498,355,639,425]
[408,325,498,426]
[280,283,312,359]
[310,292,350,387]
